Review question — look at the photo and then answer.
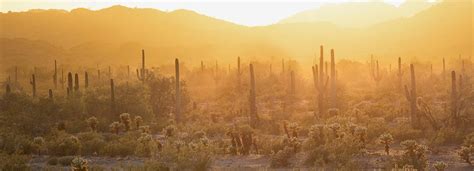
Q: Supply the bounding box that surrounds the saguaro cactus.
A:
[330,49,337,108]
[67,72,73,93]
[313,45,329,116]
[175,58,181,123]
[60,69,65,89]
[442,58,446,81]
[249,63,259,127]
[5,84,11,94]
[397,57,403,92]
[137,49,150,83]
[53,60,58,89]
[74,73,79,92]
[84,72,89,89]
[290,70,295,96]
[371,56,383,86]
[110,79,115,113]
[451,71,458,125]
[404,64,418,128]
[48,89,53,101]
[14,66,18,83]
[201,60,204,72]
[30,74,36,97]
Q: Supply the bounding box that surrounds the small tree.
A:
[86,117,98,132]
[378,133,394,155]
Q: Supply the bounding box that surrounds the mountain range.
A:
[0,1,472,68]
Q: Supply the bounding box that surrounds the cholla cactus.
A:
[355,126,367,147]
[378,133,394,155]
[119,113,131,131]
[458,146,472,164]
[109,121,121,134]
[139,125,150,134]
[33,137,45,155]
[288,122,299,138]
[327,123,341,138]
[400,140,427,170]
[134,116,143,129]
[308,124,325,143]
[433,161,447,171]
[71,156,88,171]
[86,116,98,132]
[164,125,177,137]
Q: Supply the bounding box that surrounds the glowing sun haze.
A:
[0,0,435,26]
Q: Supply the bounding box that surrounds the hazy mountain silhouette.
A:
[279,0,436,28]
[0,2,471,67]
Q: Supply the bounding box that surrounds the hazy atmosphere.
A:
[0,0,473,170]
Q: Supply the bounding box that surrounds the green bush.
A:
[47,131,81,156]
[77,132,106,155]
[0,152,30,170]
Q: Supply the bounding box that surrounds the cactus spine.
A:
[175,58,181,123]
[404,64,418,128]
[53,60,57,89]
[330,49,337,108]
[30,74,36,97]
[249,63,259,127]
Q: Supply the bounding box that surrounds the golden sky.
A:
[0,0,436,26]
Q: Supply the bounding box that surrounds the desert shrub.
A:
[271,146,293,167]
[396,140,427,170]
[58,156,74,166]
[0,152,29,170]
[101,133,138,157]
[158,134,214,170]
[47,157,58,165]
[77,132,106,155]
[47,131,81,156]
[86,116,99,132]
[458,146,472,165]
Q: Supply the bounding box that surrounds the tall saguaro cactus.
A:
[67,72,73,96]
[48,89,53,101]
[110,79,115,113]
[6,84,11,94]
[313,45,329,116]
[371,56,382,86]
[30,74,36,97]
[442,58,446,81]
[290,70,295,96]
[60,68,65,89]
[137,49,150,83]
[397,57,403,92]
[451,71,457,123]
[74,73,79,92]
[330,49,337,108]
[237,56,241,91]
[53,60,58,89]
[404,64,418,128]
[249,63,259,127]
[85,72,89,89]
[175,58,181,123]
